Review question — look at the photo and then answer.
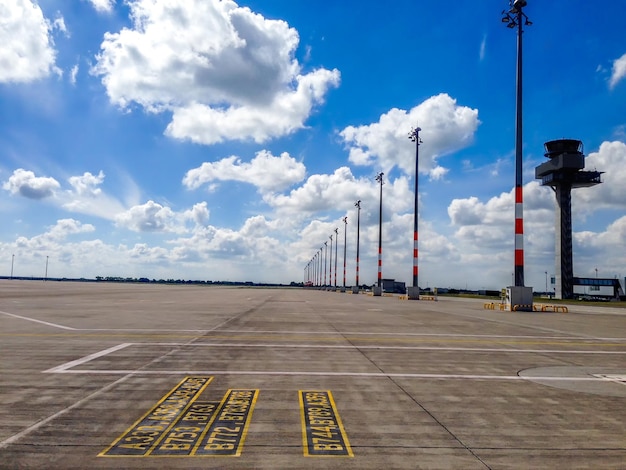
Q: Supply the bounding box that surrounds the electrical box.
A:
[505,286,533,311]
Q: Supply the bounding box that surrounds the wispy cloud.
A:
[609,52,626,89]
[479,34,487,62]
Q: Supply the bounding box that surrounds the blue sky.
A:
[1,0,625,289]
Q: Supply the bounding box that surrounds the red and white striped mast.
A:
[342,217,347,290]
[354,200,361,292]
[375,172,384,290]
[502,0,532,287]
[408,126,422,296]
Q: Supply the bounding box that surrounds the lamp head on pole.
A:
[408,126,422,144]
[501,0,531,28]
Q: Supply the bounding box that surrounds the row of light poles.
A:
[303,1,532,296]
[304,143,421,298]
[304,226,343,290]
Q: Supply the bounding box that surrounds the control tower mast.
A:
[535,139,603,299]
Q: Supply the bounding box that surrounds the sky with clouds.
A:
[1,0,625,290]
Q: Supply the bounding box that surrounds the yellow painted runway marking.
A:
[192,389,259,457]
[99,376,212,457]
[148,402,219,456]
[299,390,353,457]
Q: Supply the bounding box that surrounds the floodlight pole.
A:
[408,126,422,293]
[44,256,49,281]
[354,200,361,292]
[11,254,14,279]
[329,234,333,290]
[319,248,323,287]
[324,241,328,287]
[334,227,339,289]
[502,0,531,287]
[342,217,347,289]
[375,173,384,288]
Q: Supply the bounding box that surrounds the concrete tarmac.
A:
[0,281,625,469]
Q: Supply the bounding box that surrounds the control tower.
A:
[535,139,603,299]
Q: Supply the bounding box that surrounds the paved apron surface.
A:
[1,281,625,469]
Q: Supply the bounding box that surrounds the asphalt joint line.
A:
[321,313,492,470]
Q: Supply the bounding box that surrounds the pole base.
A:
[407,286,420,300]
[372,286,382,296]
[351,286,360,294]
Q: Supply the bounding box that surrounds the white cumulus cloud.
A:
[183,150,306,193]
[573,140,626,211]
[183,202,210,227]
[92,0,340,144]
[68,171,105,197]
[115,200,180,233]
[0,0,62,82]
[264,167,412,221]
[340,93,480,179]
[86,0,116,13]
[3,169,60,199]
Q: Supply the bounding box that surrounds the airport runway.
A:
[1,281,625,469]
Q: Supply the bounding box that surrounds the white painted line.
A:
[44,369,622,381]
[0,310,76,330]
[80,328,212,332]
[593,374,626,385]
[0,375,130,450]
[136,342,626,354]
[44,343,133,373]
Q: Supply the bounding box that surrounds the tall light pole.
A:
[354,200,361,293]
[324,241,328,287]
[342,217,348,291]
[375,172,384,295]
[545,271,548,293]
[408,126,422,300]
[11,254,14,279]
[334,227,339,289]
[502,0,532,287]
[329,234,333,290]
[45,256,49,281]
[319,249,323,287]
[306,261,311,285]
